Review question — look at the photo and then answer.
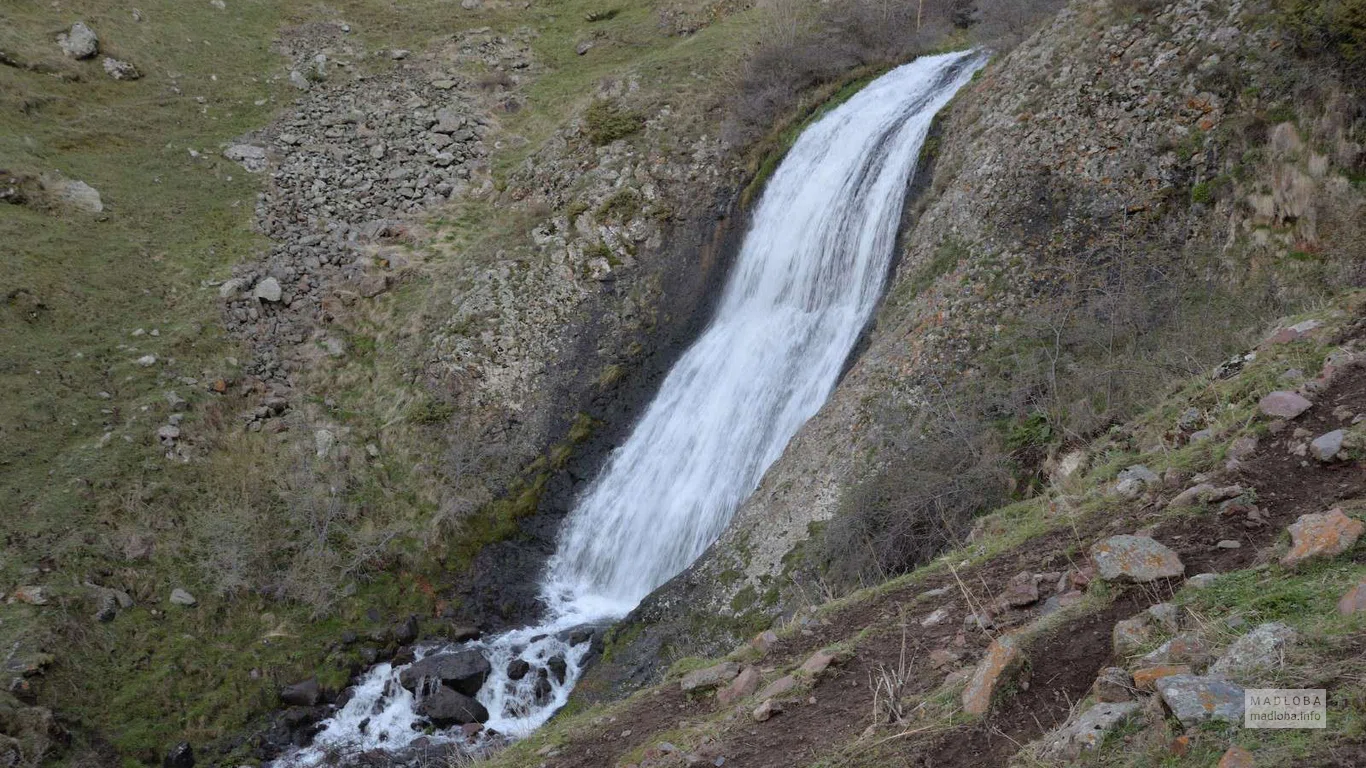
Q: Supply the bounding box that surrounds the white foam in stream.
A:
[278,49,985,765]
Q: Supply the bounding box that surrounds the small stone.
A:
[1138,632,1212,668]
[680,662,740,693]
[12,586,49,606]
[750,630,778,654]
[163,742,194,768]
[315,429,336,458]
[996,571,1039,609]
[962,634,1022,715]
[1131,665,1192,691]
[755,675,796,701]
[1091,667,1133,702]
[576,41,594,55]
[1091,535,1185,583]
[289,70,311,90]
[359,274,389,298]
[1218,745,1256,768]
[1039,590,1083,616]
[1156,675,1245,726]
[1258,391,1312,419]
[799,649,837,675]
[1113,616,1155,656]
[1216,539,1241,549]
[1228,436,1258,460]
[1337,581,1366,615]
[717,666,759,705]
[921,606,952,627]
[1281,509,1364,567]
[1118,465,1159,486]
[102,57,141,80]
[1209,622,1295,679]
[169,588,196,606]
[1186,573,1218,589]
[137,354,158,367]
[752,698,780,722]
[1309,430,1345,462]
[58,22,99,59]
[253,277,282,302]
[224,144,268,172]
[1146,603,1181,633]
[929,649,962,669]
[1036,701,1139,760]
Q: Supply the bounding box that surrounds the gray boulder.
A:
[1090,535,1184,583]
[1156,675,1244,726]
[1310,430,1345,462]
[1036,701,1140,760]
[102,57,140,80]
[253,277,282,302]
[680,661,740,692]
[398,649,491,697]
[280,678,321,706]
[58,22,99,59]
[414,685,488,726]
[1209,622,1295,680]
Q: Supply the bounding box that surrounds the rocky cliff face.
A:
[597,0,1365,688]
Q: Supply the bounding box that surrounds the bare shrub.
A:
[814,391,1010,592]
[727,0,1065,146]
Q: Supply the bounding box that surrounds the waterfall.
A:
[279,49,985,765]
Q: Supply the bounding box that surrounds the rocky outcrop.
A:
[593,0,1366,686]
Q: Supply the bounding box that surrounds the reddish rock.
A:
[752,698,781,722]
[1139,632,1212,667]
[962,634,1023,715]
[1090,535,1185,583]
[756,675,796,701]
[1218,746,1255,768]
[995,571,1040,609]
[799,649,837,676]
[680,662,740,693]
[750,630,779,655]
[929,649,962,669]
[1091,667,1133,703]
[1132,665,1192,691]
[1338,581,1366,615]
[1171,734,1191,757]
[1281,509,1364,567]
[1258,391,1312,419]
[717,666,759,705]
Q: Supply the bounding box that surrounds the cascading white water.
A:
[280,49,984,765]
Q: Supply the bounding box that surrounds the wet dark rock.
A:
[547,655,568,684]
[163,742,194,768]
[393,615,419,644]
[279,678,321,707]
[414,685,488,726]
[391,646,416,666]
[398,649,491,697]
[451,625,481,643]
[532,670,553,703]
[507,659,531,680]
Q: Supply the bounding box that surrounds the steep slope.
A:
[483,294,1366,768]
[599,0,1366,687]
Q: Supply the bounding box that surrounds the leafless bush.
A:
[726,0,1065,146]
[814,394,1010,592]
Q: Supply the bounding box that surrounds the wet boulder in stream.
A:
[414,685,489,726]
[506,658,531,680]
[398,649,491,697]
